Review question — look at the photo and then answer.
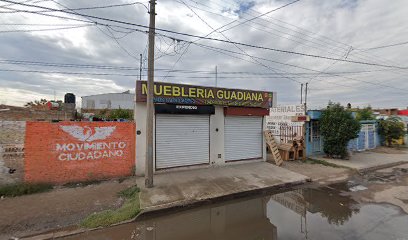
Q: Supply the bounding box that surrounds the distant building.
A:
[373,108,399,116]
[81,91,134,110]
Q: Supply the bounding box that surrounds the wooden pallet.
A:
[264,130,283,166]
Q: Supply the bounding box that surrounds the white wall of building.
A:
[210,106,225,165]
[135,103,267,176]
[81,93,135,110]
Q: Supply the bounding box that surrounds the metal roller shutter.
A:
[156,114,210,169]
[225,116,263,161]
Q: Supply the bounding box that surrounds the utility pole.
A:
[139,53,142,81]
[215,66,218,87]
[300,83,303,104]
[302,82,308,161]
[304,82,308,113]
[145,0,156,188]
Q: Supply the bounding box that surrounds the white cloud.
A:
[0,0,407,109]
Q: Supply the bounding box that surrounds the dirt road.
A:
[0,178,135,239]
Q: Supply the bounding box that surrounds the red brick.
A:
[24,121,136,184]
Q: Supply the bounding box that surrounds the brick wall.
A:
[0,121,25,184]
[25,122,136,184]
[0,108,74,121]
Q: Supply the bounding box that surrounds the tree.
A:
[356,106,375,121]
[320,102,361,159]
[109,108,133,120]
[378,117,406,147]
[24,98,48,108]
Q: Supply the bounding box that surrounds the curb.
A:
[18,178,310,240]
[357,161,407,174]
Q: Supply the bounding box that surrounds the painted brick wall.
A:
[25,122,135,184]
[0,121,26,184]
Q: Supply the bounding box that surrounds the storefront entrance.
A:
[224,116,263,161]
[155,114,210,169]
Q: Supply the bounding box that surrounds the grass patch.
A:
[81,185,141,228]
[305,158,342,168]
[118,185,140,198]
[0,183,53,197]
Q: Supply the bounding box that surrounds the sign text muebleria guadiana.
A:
[136,81,274,108]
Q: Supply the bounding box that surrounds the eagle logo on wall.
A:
[60,126,116,142]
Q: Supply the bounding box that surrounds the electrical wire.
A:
[0,1,147,13]
[0,24,94,33]
[1,0,407,70]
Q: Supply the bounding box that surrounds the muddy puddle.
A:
[62,184,408,240]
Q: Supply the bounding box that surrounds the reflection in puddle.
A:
[63,185,408,240]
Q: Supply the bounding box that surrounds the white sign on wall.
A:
[265,105,305,143]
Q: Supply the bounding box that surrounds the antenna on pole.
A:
[139,53,142,81]
[304,82,308,112]
[215,66,218,87]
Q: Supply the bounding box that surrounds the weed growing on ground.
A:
[118,185,140,198]
[81,185,141,228]
[306,158,342,168]
[0,183,53,197]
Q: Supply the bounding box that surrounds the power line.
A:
[219,0,301,33]
[200,0,407,74]
[2,0,407,70]
[2,0,407,93]
[1,58,396,75]
[359,40,408,51]
[179,0,303,84]
[0,1,147,13]
[0,68,356,78]
[0,24,94,33]
[48,0,146,62]
[183,38,408,92]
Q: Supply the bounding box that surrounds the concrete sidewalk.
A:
[136,161,310,214]
[313,150,408,173]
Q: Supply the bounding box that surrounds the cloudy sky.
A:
[0,0,407,109]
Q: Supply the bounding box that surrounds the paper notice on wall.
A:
[265,105,305,143]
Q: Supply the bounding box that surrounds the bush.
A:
[81,185,141,228]
[0,183,53,197]
[379,117,406,147]
[356,106,375,121]
[320,102,361,159]
[109,108,133,120]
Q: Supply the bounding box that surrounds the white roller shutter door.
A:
[156,114,210,169]
[225,116,263,161]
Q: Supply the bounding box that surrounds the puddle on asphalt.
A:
[62,185,408,240]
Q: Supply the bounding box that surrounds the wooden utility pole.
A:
[145,0,156,188]
[300,83,303,104]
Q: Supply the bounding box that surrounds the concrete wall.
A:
[82,93,135,110]
[135,104,266,176]
[0,121,26,184]
[25,122,136,184]
[210,107,225,165]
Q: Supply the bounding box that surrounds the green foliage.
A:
[109,108,133,120]
[320,102,361,159]
[81,185,141,228]
[305,158,341,168]
[356,106,375,121]
[378,117,406,147]
[0,183,53,197]
[118,185,140,199]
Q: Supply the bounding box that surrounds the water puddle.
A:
[62,185,408,240]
